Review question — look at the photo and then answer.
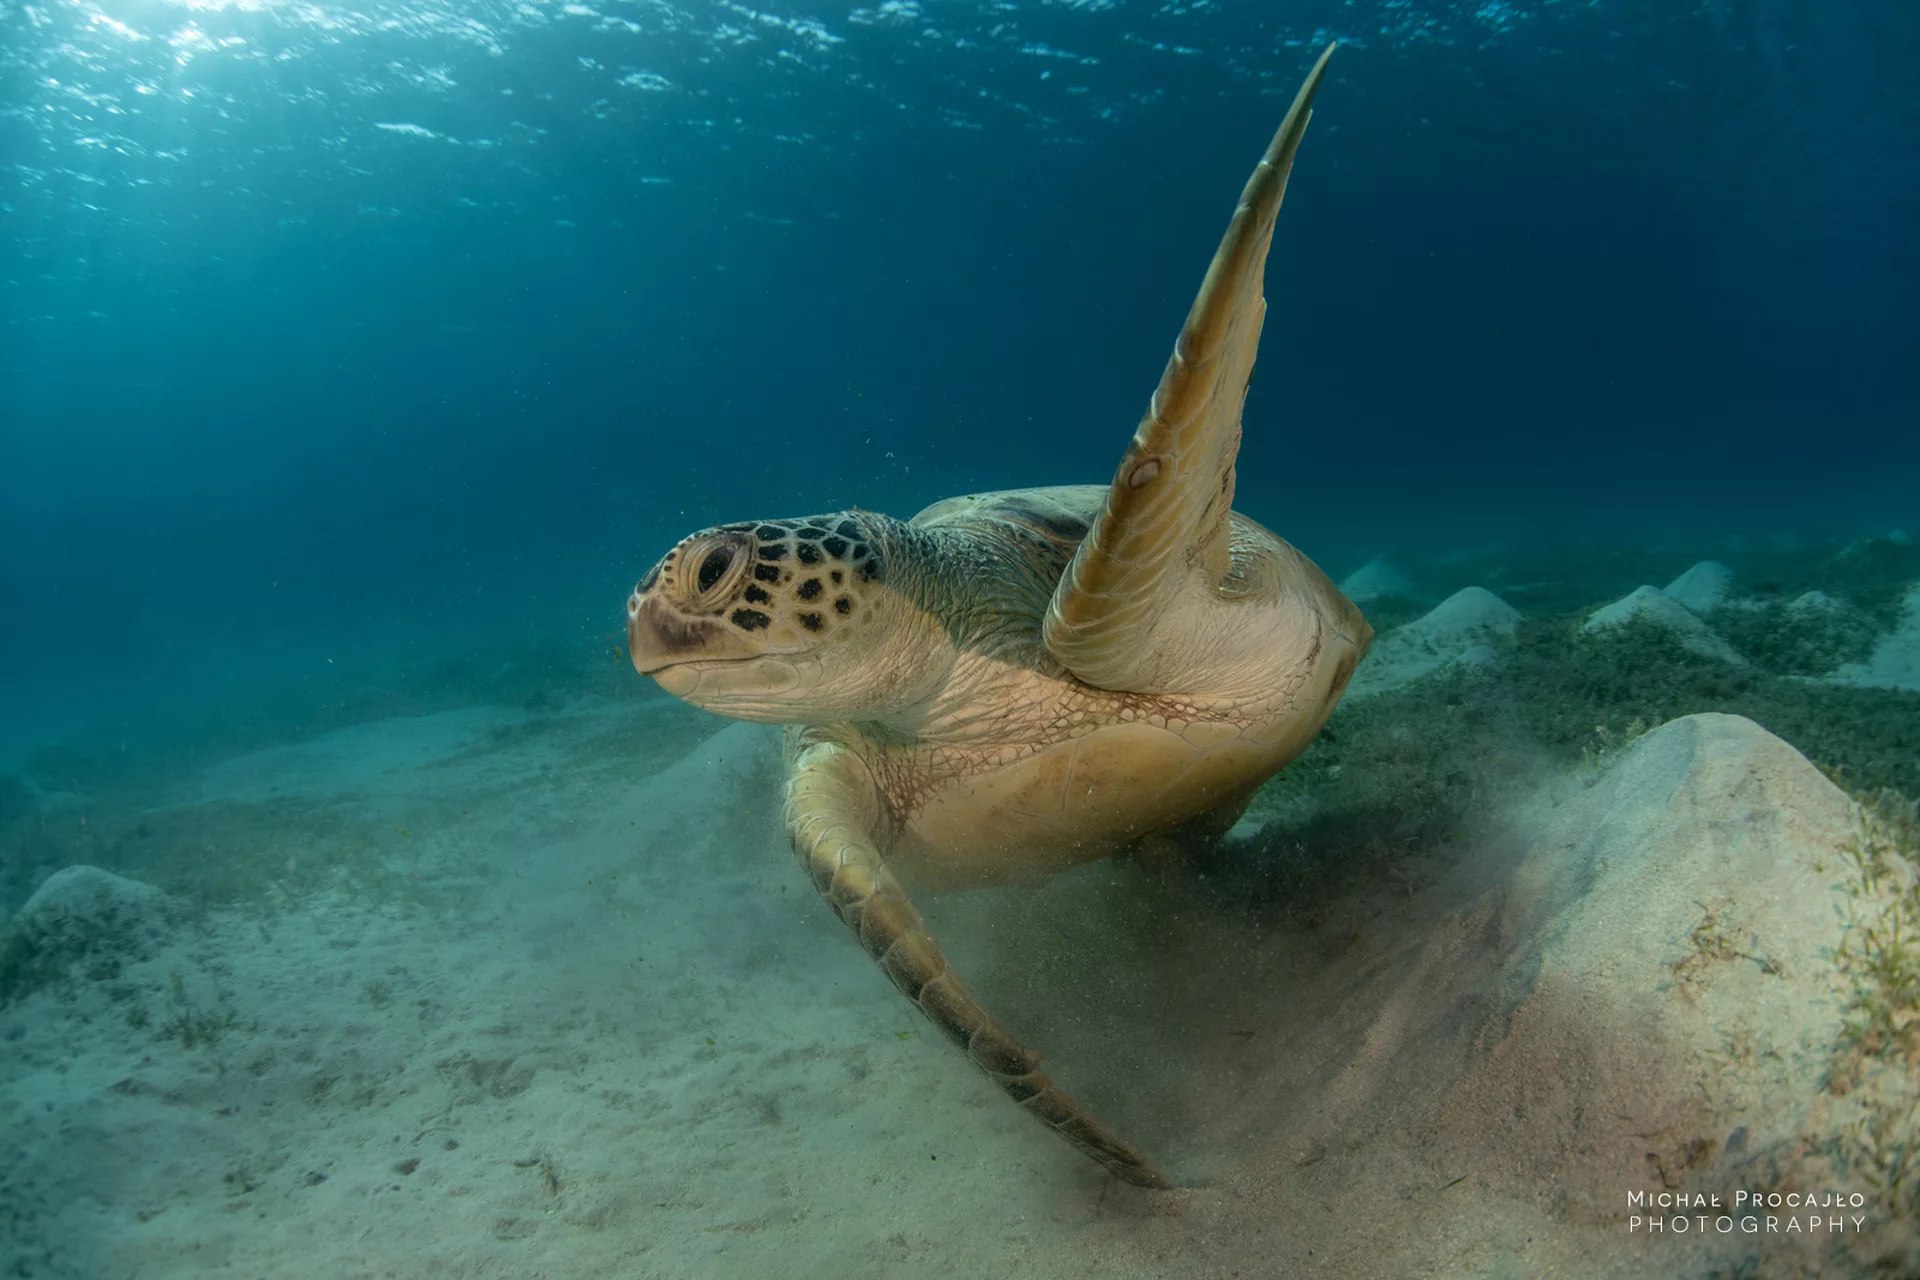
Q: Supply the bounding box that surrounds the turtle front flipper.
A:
[784,738,1175,1189]
[1045,43,1336,693]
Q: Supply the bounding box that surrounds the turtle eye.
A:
[696,544,735,594]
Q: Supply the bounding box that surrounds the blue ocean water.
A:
[3,0,1916,754]
[5,6,1920,1275]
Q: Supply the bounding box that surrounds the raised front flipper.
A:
[1045,43,1337,693]
[783,738,1174,1189]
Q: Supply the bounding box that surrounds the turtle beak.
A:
[626,591,716,676]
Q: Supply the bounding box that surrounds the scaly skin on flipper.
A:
[1045,43,1338,694]
[784,737,1175,1188]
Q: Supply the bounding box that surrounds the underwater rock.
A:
[1661,559,1734,613]
[0,866,180,1005]
[1338,557,1416,604]
[1582,585,1744,662]
[1349,586,1520,696]
[1890,528,1912,545]
[1831,583,1920,691]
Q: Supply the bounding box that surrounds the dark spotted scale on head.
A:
[641,511,883,650]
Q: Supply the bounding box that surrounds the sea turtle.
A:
[624,44,1366,1188]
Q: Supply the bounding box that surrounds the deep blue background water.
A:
[3,0,1916,756]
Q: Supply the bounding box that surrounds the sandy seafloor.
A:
[4,540,1920,1279]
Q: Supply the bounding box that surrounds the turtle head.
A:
[627,512,946,722]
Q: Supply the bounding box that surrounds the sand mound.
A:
[1584,585,1744,662]
[1339,557,1416,603]
[1788,588,1844,613]
[1832,584,1920,691]
[1,866,182,1006]
[1350,586,1521,695]
[1144,713,1905,1276]
[1663,560,1734,613]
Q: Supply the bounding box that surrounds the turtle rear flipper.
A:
[1046,43,1337,694]
[784,738,1175,1189]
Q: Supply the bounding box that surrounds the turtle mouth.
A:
[634,656,722,677]
[650,653,803,706]
[626,596,732,676]
[626,594,798,684]
[647,659,715,699]
[628,638,743,679]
